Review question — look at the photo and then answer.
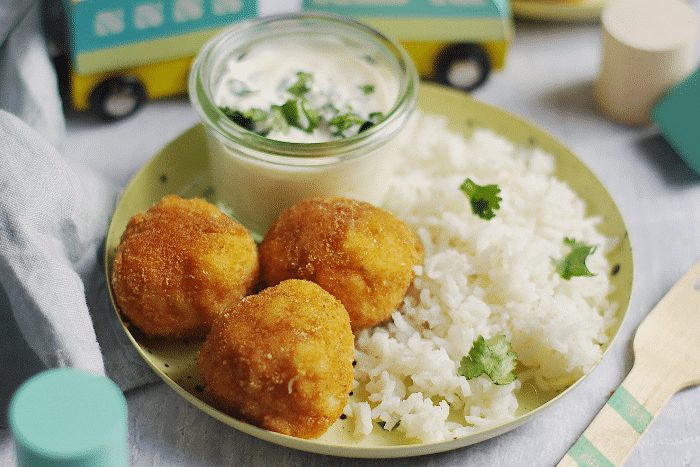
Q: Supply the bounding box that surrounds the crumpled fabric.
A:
[0,0,65,150]
[0,0,158,424]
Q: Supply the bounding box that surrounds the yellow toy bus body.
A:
[302,0,513,92]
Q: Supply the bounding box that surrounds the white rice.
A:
[345,111,618,443]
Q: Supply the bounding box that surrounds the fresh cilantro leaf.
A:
[359,121,375,133]
[244,108,269,123]
[359,84,375,95]
[287,72,313,98]
[362,54,378,65]
[330,112,365,136]
[552,238,597,280]
[220,70,382,139]
[359,112,385,133]
[219,107,269,133]
[278,99,302,129]
[458,335,517,385]
[220,107,253,131]
[273,99,321,134]
[269,106,289,135]
[460,179,502,220]
[301,100,321,133]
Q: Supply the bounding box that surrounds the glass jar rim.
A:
[188,11,419,164]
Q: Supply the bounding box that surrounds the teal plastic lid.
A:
[8,369,128,467]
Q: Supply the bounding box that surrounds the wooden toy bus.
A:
[43,0,257,121]
[42,0,512,121]
[302,0,513,93]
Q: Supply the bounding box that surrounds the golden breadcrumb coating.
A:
[198,279,354,439]
[258,197,424,331]
[111,195,259,338]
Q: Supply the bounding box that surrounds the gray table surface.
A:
[3,1,700,465]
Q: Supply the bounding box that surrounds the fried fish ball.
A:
[111,195,259,339]
[259,196,424,331]
[198,279,354,439]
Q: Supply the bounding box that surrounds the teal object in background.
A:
[67,0,257,55]
[652,66,700,175]
[9,369,128,467]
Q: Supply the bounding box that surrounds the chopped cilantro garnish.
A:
[552,238,597,280]
[330,113,366,136]
[331,111,384,137]
[460,179,502,220]
[302,102,321,132]
[361,54,378,65]
[244,108,269,123]
[278,99,303,130]
[458,335,517,385]
[359,84,375,95]
[219,107,268,133]
[286,72,313,98]
[358,112,384,133]
[358,121,375,133]
[275,98,321,134]
[219,71,384,139]
[219,107,252,131]
[269,106,289,135]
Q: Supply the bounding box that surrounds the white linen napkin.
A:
[0,0,65,151]
[0,110,159,416]
[0,0,159,426]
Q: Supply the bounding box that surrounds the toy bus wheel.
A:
[90,76,146,121]
[434,43,491,92]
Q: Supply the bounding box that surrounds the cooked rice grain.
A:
[348,111,618,443]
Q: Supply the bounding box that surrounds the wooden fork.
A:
[557,257,700,466]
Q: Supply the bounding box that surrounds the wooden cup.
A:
[594,0,698,126]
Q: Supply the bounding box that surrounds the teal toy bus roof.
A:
[64,0,257,56]
[66,0,510,57]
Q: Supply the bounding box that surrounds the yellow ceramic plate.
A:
[511,0,608,22]
[105,83,632,458]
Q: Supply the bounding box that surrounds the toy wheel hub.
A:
[446,59,482,90]
[104,91,139,118]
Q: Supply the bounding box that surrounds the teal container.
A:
[9,369,128,467]
[652,66,700,175]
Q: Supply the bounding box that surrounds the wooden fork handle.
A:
[557,363,677,467]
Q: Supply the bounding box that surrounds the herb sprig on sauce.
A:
[219,71,384,139]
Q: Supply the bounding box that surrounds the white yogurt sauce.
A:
[214,36,398,143]
[199,26,415,239]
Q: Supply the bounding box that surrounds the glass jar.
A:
[189,12,419,241]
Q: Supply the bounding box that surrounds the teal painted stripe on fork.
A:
[608,386,653,434]
[569,436,615,467]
